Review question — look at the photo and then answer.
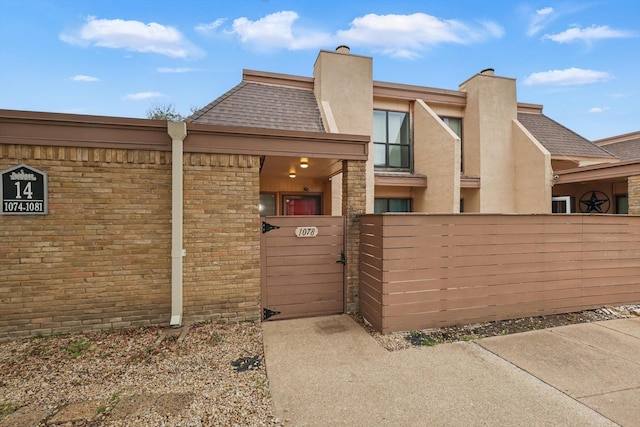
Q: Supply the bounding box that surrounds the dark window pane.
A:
[374,143,387,166]
[375,198,411,213]
[388,112,408,145]
[373,110,387,143]
[388,199,410,212]
[616,195,628,214]
[260,194,276,216]
[443,117,462,137]
[388,144,402,167]
[374,199,387,213]
[373,110,411,170]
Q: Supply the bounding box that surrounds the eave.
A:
[555,159,640,184]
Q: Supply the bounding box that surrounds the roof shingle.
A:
[188,81,325,133]
[597,137,640,161]
[518,112,616,159]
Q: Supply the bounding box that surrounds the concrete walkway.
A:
[262,315,640,426]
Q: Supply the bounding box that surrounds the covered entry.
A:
[261,216,345,321]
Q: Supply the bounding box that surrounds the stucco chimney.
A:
[335,45,350,54]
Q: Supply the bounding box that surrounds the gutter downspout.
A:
[168,121,187,327]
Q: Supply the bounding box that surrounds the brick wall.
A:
[342,159,366,312]
[1,145,261,340]
[182,153,261,324]
[629,175,640,215]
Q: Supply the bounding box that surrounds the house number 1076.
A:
[14,181,34,199]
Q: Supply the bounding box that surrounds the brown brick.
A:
[1,145,263,340]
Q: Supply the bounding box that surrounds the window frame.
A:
[373,109,412,171]
[551,196,572,214]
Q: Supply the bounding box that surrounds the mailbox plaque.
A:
[295,226,318,238]
[1,164,48,215]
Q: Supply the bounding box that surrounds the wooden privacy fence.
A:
[359,214,640,334]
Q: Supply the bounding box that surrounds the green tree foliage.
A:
[146,103,185,121]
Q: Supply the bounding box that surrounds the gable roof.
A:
[517,112,616,159]
[188,81,325,133]
[594,131,640,161]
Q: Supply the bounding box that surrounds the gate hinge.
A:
[262,221,280,234]
[263,308,281,320]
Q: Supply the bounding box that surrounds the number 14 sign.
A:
[1,164,48,215]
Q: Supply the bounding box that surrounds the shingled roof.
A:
[596,136,640,161]
[518,112,616,159]
[188,81,325,133]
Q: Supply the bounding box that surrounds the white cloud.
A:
[70,75,100,82]
[195,18,226,33]
[156,67,197,73]
[336,13,504,58]
[60,16,204,59]
[524,68,613,86]
[213,11,502,57]
[543,25,635,43]
[228,11,332,51]
[588,106,610,113]
[527,6,555,36]
[123,92,164,100]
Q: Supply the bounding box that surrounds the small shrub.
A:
[0,402,17,416]
[66,338,91,359]
[211,333,225,344]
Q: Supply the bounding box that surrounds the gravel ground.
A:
[354,305,640,351]
[0,321,282,426]
[1,305,638,425]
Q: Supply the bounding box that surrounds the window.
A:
[441,117,463,171]
[552,196,571,213]
[260,194,276,216]
[373,110,410,170]
[374,198,411,213]
[616,195,628,214]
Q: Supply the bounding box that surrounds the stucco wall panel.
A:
[513,120,552,213]
[314,50,374,212]
[461,74,517,212]
[413,99,461,212]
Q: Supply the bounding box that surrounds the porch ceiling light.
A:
[289,171,296,178]
[300,158,309,168]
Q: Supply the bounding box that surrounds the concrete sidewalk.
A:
[262,315,640,427]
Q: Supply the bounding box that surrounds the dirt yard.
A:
[1,304,638,425]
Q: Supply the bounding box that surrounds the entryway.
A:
[260,216,345,321]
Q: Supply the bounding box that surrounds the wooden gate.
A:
[261,216,345,321]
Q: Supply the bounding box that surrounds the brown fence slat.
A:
[360,214,640,334]
[262,216,345,320]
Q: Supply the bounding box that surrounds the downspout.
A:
[168,121,187,327]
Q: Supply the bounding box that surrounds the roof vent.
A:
[335,45,350,54]
[480,68,495,76]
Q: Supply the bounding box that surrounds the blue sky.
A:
[1,0,638,141]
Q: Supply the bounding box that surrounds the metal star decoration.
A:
[579,191,609,213]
